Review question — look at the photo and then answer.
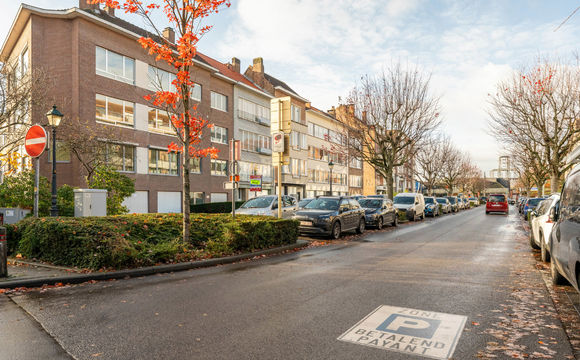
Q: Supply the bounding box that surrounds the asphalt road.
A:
[2,206,577,359]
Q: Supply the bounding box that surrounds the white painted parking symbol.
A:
[338,305,467,359]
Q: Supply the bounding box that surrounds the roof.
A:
[307,105,335,120]
[263,72,297,95]
[196,53,264,93]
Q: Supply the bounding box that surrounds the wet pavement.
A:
[1,206,578,359]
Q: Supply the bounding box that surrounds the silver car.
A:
[236,195,297,218]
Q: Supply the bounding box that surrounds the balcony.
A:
[238,110,270,126]
[257,147,272,155]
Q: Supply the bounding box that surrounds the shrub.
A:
[57,184,75,217]
[8,214,298,270]
[190,201,244,213]
[89,166,135,215]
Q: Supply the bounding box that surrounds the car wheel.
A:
[377,217,383,230]
[356,218,365,234]
[540,234,550,263]
[410,211,416,221]
[485,211,489,215]
[530,231,540,250]
[392,215,398,227]
[330,222,341,240]
[550,259,566,285]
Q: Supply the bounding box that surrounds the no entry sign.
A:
[25,125,48,158]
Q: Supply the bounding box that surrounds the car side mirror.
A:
[549,206,559,222]
[272,203,278,210]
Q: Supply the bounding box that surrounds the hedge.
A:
[190,201,245,213]
[5,213,298,270]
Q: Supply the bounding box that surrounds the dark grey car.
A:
[293,197,365,239]
[359,197,398,229]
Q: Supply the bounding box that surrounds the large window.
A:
[105,143,135,172]
[291,132,308,150]
[96,94,134,127]
[238,98,270,125]
[211,125,228,144]
[239,161,272,182]
[96,46,135,84]
[189,158,201,174]
[291,159,307,177]
[148,108,172,134]
[148,66,176,92]
[241,130,271,154]
[149,148,179,175]
[350,157,362,169]
[192,84,202,101]
[48,141,70,163]
[291,104,302,124]
[350,175,362,188]
[211,159,228,176]
[211,91,228,112]
[308,169,347,185]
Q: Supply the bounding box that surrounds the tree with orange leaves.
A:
[90,0,230,242]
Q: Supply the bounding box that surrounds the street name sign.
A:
[338,305,467,359]
[24,125,48,158]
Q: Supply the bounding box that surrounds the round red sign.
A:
[25,125,48,158]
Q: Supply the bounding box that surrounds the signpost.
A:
[250,175,262,194]
[271,97,292,218]
[25,125,48,217]
[229,139,240,218]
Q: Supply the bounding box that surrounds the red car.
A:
[486,194,508,214]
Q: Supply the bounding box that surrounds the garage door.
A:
[210,192,227,203]
[157,191,182,213]
[122,191,149,213]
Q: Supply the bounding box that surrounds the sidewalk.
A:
[0,240,308,289]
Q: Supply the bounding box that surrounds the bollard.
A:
[0,227,6,277]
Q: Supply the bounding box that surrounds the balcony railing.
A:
[238,110,270,126]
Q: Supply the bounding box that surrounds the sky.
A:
[2,0,580,174]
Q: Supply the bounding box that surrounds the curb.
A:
[0,240,309,289]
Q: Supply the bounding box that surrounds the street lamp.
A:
[46,105,63,217]
[328,160,334,196]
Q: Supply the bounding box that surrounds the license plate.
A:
[300,221,311,226]
[492,204,500,207]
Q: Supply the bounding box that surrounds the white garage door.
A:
[122,191,149,213]
[210,192,227,203]
[157,191,182,213]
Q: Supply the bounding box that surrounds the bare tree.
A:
[335,63,441,199]
[488,58,580,193]
[510,142,549,195]
[415,133,447,195]
[440,141,464,194]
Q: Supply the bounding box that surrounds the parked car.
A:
[485,194,508,215]
[479,196,487,204]
[436,197,452,214]
[393,193,425,221]
[508,198,516,205]
[549,163,580,293]
[523,197,543,220]
[529,195,560,262]
[458,198,468,210]
[366,194,390,200]
[359,197,397,229]
[293,196,365,239]
[351,195,366,202]
[298,197,315,209]
[236,195,297,218]
[519,197,528,214]
[424,197,440,217]
[446,196,459,212]
[468,197,479,206]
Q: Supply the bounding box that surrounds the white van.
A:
[393,193,426,221]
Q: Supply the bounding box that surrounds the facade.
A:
[0,2,245,213]
[304,105,348,197]
[245,58,309,200]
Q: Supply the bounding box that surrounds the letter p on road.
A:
[376,314,441,339]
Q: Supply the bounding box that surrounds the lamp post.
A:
[328,160,334,196]
[46,105,63,217]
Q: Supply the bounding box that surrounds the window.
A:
[48,141,70,163]
[192,84,202,101]
[350,157,362,169]
[105,143,135,172]
[190,192,205,205]
[189,158,201,174]
[96,46,135,84]
[20,47,28,77]
[238,98,270,125]
[239,161,272,182]
[211,125,228,144]
[291,104,302,123]
[300,159,307,176]
[148,66,176,92]
[211,159,228,176]
[350,175,362,188]
[241,130,271,153]
[149,148,179,175]
[211,91,228,112]
[291,132,307,150]
[96,94,134,127]
[291,158,300,177]
[148,108,172,134]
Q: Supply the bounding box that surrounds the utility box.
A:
[74,189,107,217]
[0,208,31,224]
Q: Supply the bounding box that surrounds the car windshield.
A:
[240,196,274,209]
[469,197,476,200]
[425,197,435,204]
[436,198,447,204]
[447,198,456,203]
[359,199,382,208]
[304,198,339,210]
[298,199,313,207]
[489,195,505,202]
[394,196,414,204]
[527,198,542,207]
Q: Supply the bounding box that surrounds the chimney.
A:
[104,5,115,16]
[79,0,99,11]
[231,57,240,73]
[328,106,336,117]
[253,57,264,74]
[163,27,175,43]
[305,102,311,109]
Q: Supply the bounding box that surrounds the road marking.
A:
[338,305,467,359]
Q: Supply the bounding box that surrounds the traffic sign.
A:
[250,175,262,192]
[272,132,284,153]
[24,125,48,158]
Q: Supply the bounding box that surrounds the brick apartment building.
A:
[0,2,265,213]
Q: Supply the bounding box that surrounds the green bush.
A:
[190,201,244,213]
[57,185,75,217]
[8,214,298,270]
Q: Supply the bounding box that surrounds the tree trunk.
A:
[182,82,191,244]
[549,172,559,194]
[386,167,394,200]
